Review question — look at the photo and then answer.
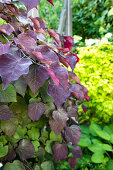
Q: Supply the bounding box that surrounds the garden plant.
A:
[0,0,90,169]
[56,121,113,170]
[75,42,113,124]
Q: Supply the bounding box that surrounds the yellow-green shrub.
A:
[75,43,113,123]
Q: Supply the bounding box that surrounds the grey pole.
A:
[58,0,72,36]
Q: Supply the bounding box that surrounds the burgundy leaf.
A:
[81,85,90,101]
[48,29,61,46]
[0,14,8,22]
[81,84,88,94]
[0,52,32,90]
[0,105,14,120]
[69,84,83,93]
[84,92,90,101]
[47,81,70,109]
[0,2,4,11]
[47,0,54,6]
[29,16,46,29]
[63,36,74,51]
[26,30,37,41]
[52,142,68,162]
[24,65,49,94]
[29,16,46,35]
[68,146,82,168]
[70,52,79,63]
[71,145,82,158]
[5,4,19,18]
[65,125,81,145]
[68,157,77,168]
[5,144,16,162]
[14,33,37,53]
[9,17,24,35]
[82,104,87,113]
[59,56,69,68]
[68,71,80,84]
[45,68,59,87]
[72,92,84,102]
[28,102,46,121]
[59,52,77,71]
[69,83,85,102]
[49,62,68,89]
[52,108,67,123]
[66,105,78,119]
[65,53,77,71]
[57,46,70,54]
[32,51,53,65]
[34,45,59,64]
[19,0,41,11]
[49,120,65,135]
[0,42,11,55]
[0,23,14,35]
[16,139,35,160]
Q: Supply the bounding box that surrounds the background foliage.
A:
[39,0,63,30]
[72,0,113,39]
[75,42,113,124]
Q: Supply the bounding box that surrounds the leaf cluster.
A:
[0,0,89,169]
[78,122,113,165]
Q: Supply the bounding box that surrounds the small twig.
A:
[19,47,48,69]
[2,34,9,42]
[23,160,33,170]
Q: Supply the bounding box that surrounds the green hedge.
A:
[75,43,113,123]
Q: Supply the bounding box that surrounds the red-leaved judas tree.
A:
[0,0,89,169]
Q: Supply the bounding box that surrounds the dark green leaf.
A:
[13,77,27,97]
[3,160,25,170]
[1,118,18,137]
[45,140,53,154]
[27,127,40,141]
[39,131,48,144]
[41,161,55,170]
[39,81,53,103]
[0,143,8,158]
[0,84,16,102]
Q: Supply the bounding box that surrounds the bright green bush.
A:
[75,43,113,123]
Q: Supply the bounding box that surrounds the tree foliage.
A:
[72,0,113,39]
